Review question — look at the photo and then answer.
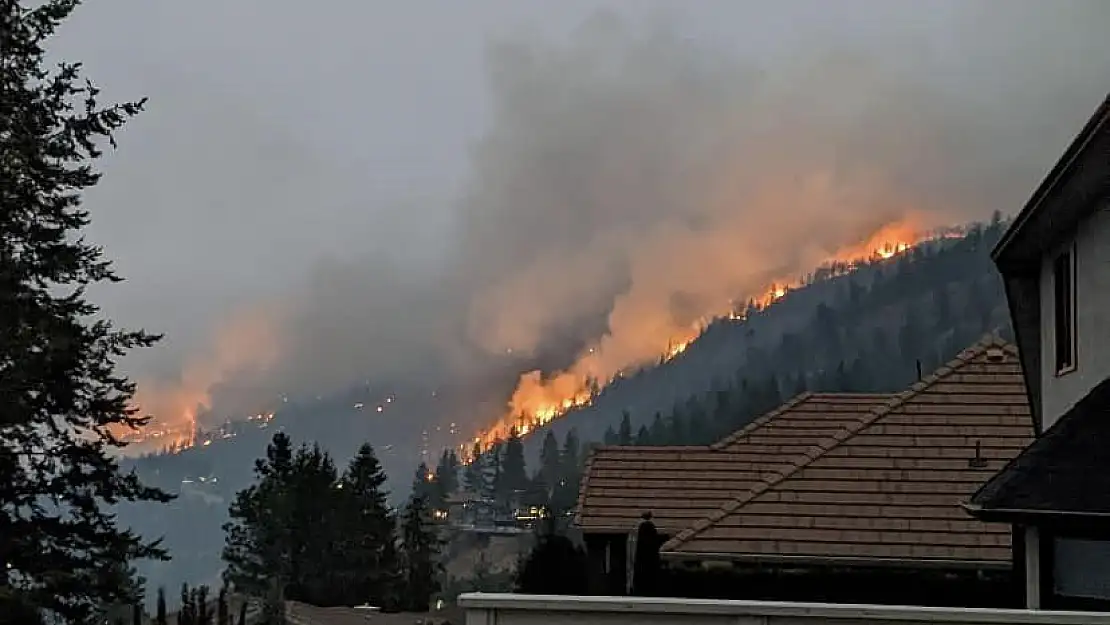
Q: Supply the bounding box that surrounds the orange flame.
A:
[461,219,947,461]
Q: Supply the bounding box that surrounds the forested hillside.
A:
[124,216,1013,598]
[526,215,1010,460]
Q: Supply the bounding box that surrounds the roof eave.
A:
[963,501,1110,524]
[659,550,1009,571]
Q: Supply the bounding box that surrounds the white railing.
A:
[457,593,1110,625]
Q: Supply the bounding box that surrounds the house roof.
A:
[968,375,1110,521]
[574,393,892,534]
[659,336,1034,568]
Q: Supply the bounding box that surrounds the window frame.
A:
[1052,242,1078,377]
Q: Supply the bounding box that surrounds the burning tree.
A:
[0,1,174,621]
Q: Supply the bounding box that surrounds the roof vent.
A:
[968,440,988,469]
[985,347,1005,362]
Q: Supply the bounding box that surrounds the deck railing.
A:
[458,593,1110,625]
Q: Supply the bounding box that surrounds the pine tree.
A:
[538,430,561,502]
[618,411,633,445]
[499,428,527,508]
[430,449,460,509]
[648,413,666,443]
[634,425,651,445]
[602,425,618,445]
[223,433,294,599]
[132,601,143,625]
[341,444,402,608]
[463,441,485,494]
[222,432,345,607]
[179,583,193,625]
[156,587,168,625]
[194,585,211,625]
[217,585,229,625]
[412,461,435,503]
[0,3,174,620]
[400,496,442,612]
[237,602,248,625]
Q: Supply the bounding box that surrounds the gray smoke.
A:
[125,1,1110,435]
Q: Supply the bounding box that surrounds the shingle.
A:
[970,375,1110,516]
[661,336,1034,566]
[574,393,892,533]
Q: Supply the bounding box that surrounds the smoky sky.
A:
[57,1,1110,431]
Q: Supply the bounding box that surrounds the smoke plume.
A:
[132,2,1110,442]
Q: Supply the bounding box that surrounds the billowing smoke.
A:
[131,2,1110,442]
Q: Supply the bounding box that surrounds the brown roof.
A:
[574,393,892,534]
[660,336,1034,568]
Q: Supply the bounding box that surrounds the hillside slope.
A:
[122,218,1011,597]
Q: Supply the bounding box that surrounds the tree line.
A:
[220,433,442,618]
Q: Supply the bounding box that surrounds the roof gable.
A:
[660,336,1034,566]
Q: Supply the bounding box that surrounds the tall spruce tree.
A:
[538,430,561,501]
[223,433,346,607]
[498,428,527,507]
[0,2,174,621]
[155,587,167,625]
[462,442,485,495]
[400,495,441,612]
[340,444,401,609]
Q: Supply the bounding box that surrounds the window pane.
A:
[1055,538,1110,600]
[1053,250,1075,372]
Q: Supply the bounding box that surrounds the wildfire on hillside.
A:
[459,219,948,461]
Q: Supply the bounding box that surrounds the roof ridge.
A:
[661,337,1008,553]
[708,392,814,450]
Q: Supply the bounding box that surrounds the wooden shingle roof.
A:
[574,393,893,534]
[660,336,1034,568]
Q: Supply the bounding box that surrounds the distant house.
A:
[576,392,895,595]
[967,92,1110,610]
[576,337,1035,606]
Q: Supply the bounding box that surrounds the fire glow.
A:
[461,220,943,460]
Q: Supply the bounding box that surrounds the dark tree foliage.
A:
[497,428,527,507]
[400,495,442,612]
[432,449,460,505]
[223,433,346,606]
[155,587,167,625]
[339,443,402,609]
[572,220,1013,453]
[216,584,229,625]
[617,411,633,445]
[0,1,174,621]
[515,517,590,595]
[412,461,434,503]
[462,441,485,494]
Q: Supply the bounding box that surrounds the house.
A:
[575,392,896,594]
[575,337,1036,606]
[658,337,1033,607]
[967,93,1110,610]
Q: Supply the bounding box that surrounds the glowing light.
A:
[461,221,950,461]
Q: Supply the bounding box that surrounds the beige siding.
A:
[1039,203,1110,428]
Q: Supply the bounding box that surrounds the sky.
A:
[49,0,1110,438]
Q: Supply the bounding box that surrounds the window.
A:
[1053,245,1077,374]
[1054,538,1110,601]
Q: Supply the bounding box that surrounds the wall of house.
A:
[1039,203,1110,428]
